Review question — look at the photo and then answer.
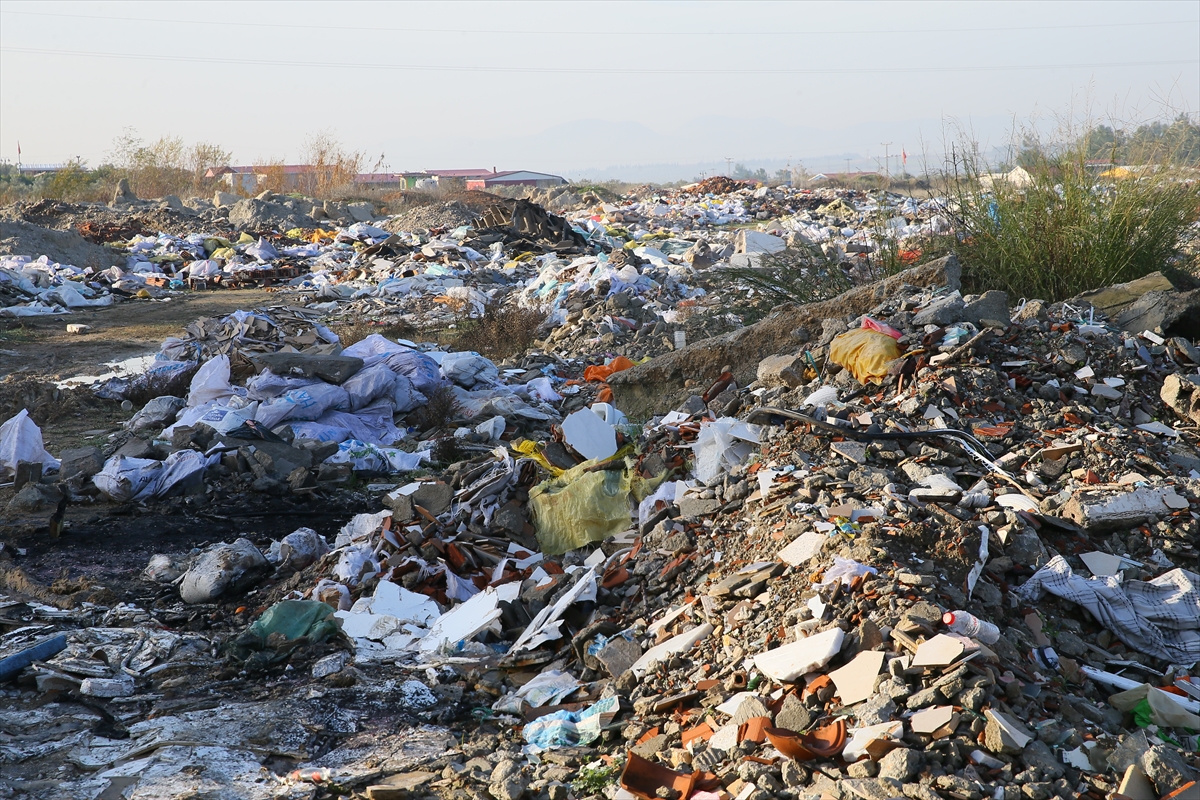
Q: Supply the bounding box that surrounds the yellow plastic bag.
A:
[529,459,663,555]
[829,328,901,385]
[530,463,634,555]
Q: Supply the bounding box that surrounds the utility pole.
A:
[880,143,892,177]
[725,157,733,177]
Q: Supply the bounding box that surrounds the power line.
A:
[1,46,1194,76]
[0,8,1195,37]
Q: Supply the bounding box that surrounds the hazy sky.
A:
[1,0,1197,180]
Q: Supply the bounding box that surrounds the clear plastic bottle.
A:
[942,610,1000,644]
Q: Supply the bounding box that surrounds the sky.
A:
[1,0,1197,182]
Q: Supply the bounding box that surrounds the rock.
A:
[59,446,104,480]
[608,254,961,420]
[1053,630,1086,658]
[1062,486,1184,533]
[347,202,375,222]
[729,695,771,726]
[756,353,805,388]
[913,291,965,326]
[160,194,184,211]
[596,636,642,678]
[213,190,240,208]
[1139,744,1194,794]
[679,495,721,518]
[831,440,869,465]
[227,197,314,231]
[251,353,364,384]
[878,748,920,782]
[984,710,1033,755]
[178,538,270,603]
[6,482,62,513]
[312,652,347,678]
[1115,287,1200,340]
[1005,531,1048,567]
[112,177,136,204]
[1076,272,1178,316]
[1014,299,1050,323]
[488,759,528,800]
[1020,740,1064,780]
[1161,373,1200,425]
[963,290,1011,328]
[842,777,903,800]
[847,760,879,778]
[412,482,453,516]
[775,692,814,731]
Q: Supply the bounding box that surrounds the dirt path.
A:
[0,288,278,381]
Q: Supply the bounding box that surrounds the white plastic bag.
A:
[440,352,499,388]
[342,363,399,411]
[0,409,59,478]
[187,355,234,407]
[255,383,350,429]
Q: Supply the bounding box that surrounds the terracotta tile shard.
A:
[682,721,715,746]
[620,751,712,800]
[738,715,771,744]
[763,718,847,761]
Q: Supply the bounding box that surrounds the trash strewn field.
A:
[2,177,1200,800]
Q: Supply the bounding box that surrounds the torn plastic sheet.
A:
[510,567,598,653]
[691,418,760,484]
[493,670,580,714]
[324,440,430,473]
[966,524,990,599]
[522,694,620,754]
[1109,683,1200,729]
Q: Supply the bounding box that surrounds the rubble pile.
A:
[3,180,1200,799]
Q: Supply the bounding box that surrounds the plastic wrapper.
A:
[828,328,901,385]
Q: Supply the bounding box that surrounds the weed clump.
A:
[939,133,1200,300]
[449,300,547,360]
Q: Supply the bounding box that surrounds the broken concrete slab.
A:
[1062,486,1188,533]
[251,352,364,384]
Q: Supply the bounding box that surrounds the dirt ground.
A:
[0,288,278,381]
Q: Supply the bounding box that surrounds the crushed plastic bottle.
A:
[942,610,1000,644]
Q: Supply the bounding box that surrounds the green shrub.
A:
[940,138,1200,301]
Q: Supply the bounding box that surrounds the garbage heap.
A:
[5,266,1200,797]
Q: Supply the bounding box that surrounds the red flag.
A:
[901,148,907,166]
[16,142,20,156]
